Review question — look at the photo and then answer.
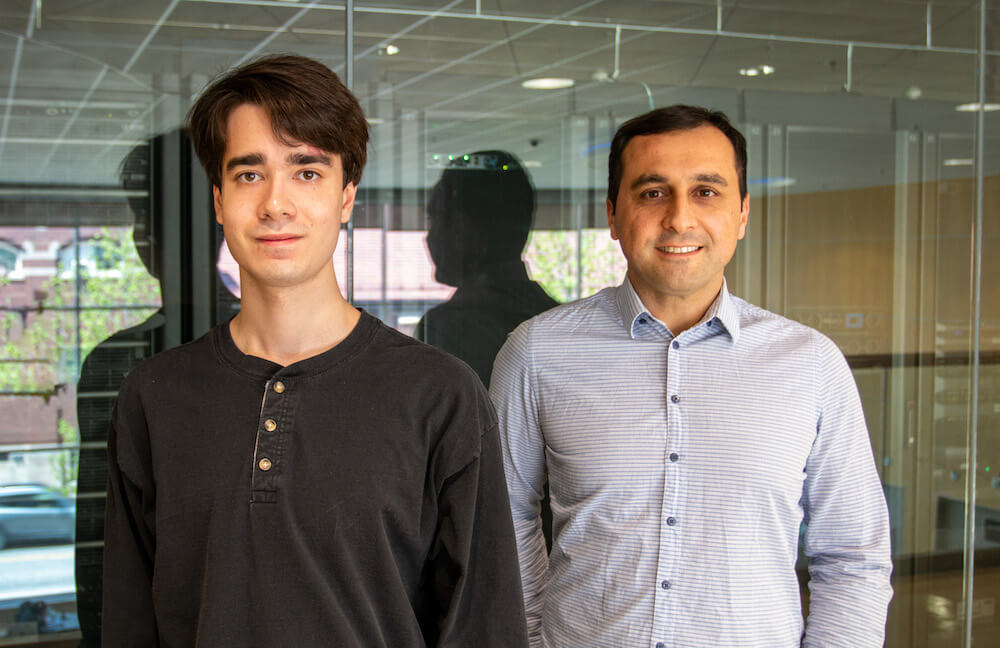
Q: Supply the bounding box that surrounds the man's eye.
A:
[641,189,663,199]
[237,171,260,183]
[298,170,319,181]
[696,188,717,198]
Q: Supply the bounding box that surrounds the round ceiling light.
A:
[522,78,575,90]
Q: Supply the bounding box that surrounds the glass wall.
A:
[0,1,996,645]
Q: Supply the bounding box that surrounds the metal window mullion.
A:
[345,0,355,303]
[961,1,986,645]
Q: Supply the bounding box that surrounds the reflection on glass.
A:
[416,150,558,387]
[0,126,164,640]
[73,138,165,647]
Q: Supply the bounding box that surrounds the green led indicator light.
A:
[987,466,991,472]
[433,154,439,161]
[448,155,454,161]
[502,164,509,170]
[463,155,470,161]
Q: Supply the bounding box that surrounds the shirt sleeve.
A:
[801,336,894,647]
[430,386,529,647]
[102,376,159,647]
[490,324,549,647]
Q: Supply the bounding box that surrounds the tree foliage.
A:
[0,227,161,394]
[524,228,628,303]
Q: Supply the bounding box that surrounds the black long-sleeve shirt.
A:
[102,311,527,647]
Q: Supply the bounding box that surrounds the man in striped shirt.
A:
[491,105,892,648]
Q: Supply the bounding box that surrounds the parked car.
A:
[0,484,75,550]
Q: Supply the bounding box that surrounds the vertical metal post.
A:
[926,2,933,48]
[764,125,787,313]
[961,0,986,644]
[575,203,583,301]
[345,0,355,302]
[73,223,81,377]
[845,42,854,93]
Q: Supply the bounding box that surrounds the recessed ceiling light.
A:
[955,102,1000,112]
[522,78,575,90]
[739,65,775,77]
[385,44,399,56]
[943,158,974,166]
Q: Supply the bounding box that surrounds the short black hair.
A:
[425,150,535,284]
[429,150,534,245]
[607,104,747,210]
[186,54,369,189]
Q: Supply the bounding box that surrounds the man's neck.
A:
[632,276,722,336]
[231,270,360,367]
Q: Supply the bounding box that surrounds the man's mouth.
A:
[657,245,701,254]
[258,234,301,244]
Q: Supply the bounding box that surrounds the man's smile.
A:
[656,244,702,255]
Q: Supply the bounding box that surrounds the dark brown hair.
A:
[607,104,747,211]
[186,54,369,189]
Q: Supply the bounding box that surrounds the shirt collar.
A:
[614,277,741,343]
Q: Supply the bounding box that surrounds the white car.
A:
[0,484,75,550]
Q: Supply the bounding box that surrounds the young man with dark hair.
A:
[492,104,892,647]
[102,54,527,647]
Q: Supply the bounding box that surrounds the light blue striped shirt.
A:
[491,279,893,648]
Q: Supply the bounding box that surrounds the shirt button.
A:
[264,419,277,432]
[661,580,671,589]
[671,340,679,349]
[258,457,272,471]
[669,452,679,462]
[666,516,677,526]
[273,381,285,394]
[670,394,680,404]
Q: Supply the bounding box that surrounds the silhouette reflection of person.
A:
[74,137,167,648]
[416,150,557,388]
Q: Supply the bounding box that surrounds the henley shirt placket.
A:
[252,376,293,503]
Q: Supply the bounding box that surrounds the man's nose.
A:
[661,193,696,232]
[261,177,295,221]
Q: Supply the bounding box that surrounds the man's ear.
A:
[737,193,749,240]
[341,182,357,224]
[607,198,619,240]
[213,185,223,225]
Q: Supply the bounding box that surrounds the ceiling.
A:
[0,0,997,190]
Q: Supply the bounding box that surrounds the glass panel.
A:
[0,8,166,639]
[1,1,997,645]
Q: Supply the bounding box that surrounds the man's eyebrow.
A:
[630,173,666,190]
[630,172,729,189]
[288,152,332,166]
[694,172,728,186]
[225,153,263,172]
